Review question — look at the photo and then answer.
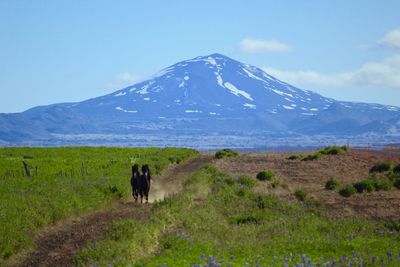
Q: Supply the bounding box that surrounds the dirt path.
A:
[8,154,213,267]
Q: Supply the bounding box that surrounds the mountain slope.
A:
[1,53,399,146]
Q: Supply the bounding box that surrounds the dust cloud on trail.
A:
[148,180,172,203]
[148,155,213,203]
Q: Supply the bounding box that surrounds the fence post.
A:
[22,161,31,177]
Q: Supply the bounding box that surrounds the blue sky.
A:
[0,0,399,113]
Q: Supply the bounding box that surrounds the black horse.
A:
[138,164,151,203]
[130,164,140,202]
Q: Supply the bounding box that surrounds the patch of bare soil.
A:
[214,150,400,220]
[7,155,213,267]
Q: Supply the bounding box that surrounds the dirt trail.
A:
[8,154,213,267]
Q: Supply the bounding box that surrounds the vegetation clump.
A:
[319,146,347,155]
[287,154,303,160]
[302,153,321,161]
[393,164,400,174]
[341,172,399,197]
[233,215,258,225]
[353,180,375,193]
[339,185,357,197]
[256,170,276,181]
[394,179,400,189]
[214,149,239,159]
[237,175,257,187]
[325,178,340,190]
[294,190,307,201]
[373,180,394,191]
[302,146,347,161]
[369,161,392,173]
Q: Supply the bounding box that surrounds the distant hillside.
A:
[1,53,400,148]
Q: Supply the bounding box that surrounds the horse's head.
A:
[132,164,140,176]
[142,164,151,180]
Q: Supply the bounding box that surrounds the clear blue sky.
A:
[0,0,399,113]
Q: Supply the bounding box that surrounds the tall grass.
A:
[0,147,197,263]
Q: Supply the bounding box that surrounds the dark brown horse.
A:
[138,164,151,203]
[130,164,140,202]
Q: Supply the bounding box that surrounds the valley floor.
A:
[3,149,400,266]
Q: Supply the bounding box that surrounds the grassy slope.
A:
[0,147,198,263]
[75,165,400,266]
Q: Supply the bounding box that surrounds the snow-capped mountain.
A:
[1,53,399,147]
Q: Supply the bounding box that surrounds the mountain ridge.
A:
[1,53,400,148]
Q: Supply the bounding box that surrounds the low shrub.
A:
[386,172,400,181]
[393,164,400,174]
[287,154,303,160]
[302,146,347,162]
[369,161,392,173]
[373,180,394,191]
[339,185,357,197]
[325,178,340,190]
[386,221,400,232]
[294,190,307,201]
[233,215,258,225]
[237,175,257,187]
[394,179,400,189]
[108,185,124,198]
[270,179,280,188]
[353,180,375,193]
[302,153,321,161]
[256,170,276,181]
[319,146,347,155]
[214,149,239,159]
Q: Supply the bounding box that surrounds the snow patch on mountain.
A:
[283,105,295,110]
[242,67,265,83]
[243,103,256,109]
[224,82,253,101]
[271,88,293,98]
[137,82,154,94]
[115,106,137,113]
[114,91,126,97]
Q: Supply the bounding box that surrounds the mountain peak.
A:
[205,53,231,59]
[197,52,228,59]
[188,53,236,64]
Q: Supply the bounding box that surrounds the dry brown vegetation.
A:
[213,149,400,220]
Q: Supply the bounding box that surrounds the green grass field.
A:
[0,147,198,263]
[75,165,400,266]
